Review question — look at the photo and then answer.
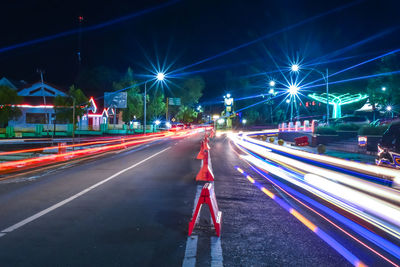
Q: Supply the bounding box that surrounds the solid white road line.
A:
[182,235,198,267]
[182,185,203,267]
[0,147,170,237]
[211,236,224,267]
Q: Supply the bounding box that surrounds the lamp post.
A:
[144,72,165,134]
[288,84,299,121]
[292,64,329,125]
[268,80,276,123]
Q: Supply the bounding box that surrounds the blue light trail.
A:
[169,0,363,74]
[0,0,180,54]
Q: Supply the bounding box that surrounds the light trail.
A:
[235,167,367,267]
[230,131,400,239]
[307,27,399,65]
[0,134,170,175]
[169,0,362,74]
[229,137,400,264]
[0,132,166,157]
[0,0,181,54]
[303,48,400,87]
[237,150,400,239]
[0,128,205,176]
[241,131,400,181]
[302,69,400,90]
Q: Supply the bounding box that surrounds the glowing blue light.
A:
[227,93,231,98]
[166,122,171,128]
[386,106,392,111]
[156,72,165,81]
[242,119,247,124]
[286,99,291,104]
[269,88,275,94]
[291,64,300,72]
[154,120,161,125]
[382,87,387,91]
[288,85,299,95]
[269,80,276,87]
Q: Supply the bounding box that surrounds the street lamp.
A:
[242,119,247,124]
[296,66,329,125]
[386,105,393,118]
[382,87,387,92]
[156,72,165,81]
[291,64,299,72]
[288,84,299,121]
[269,80,276,87]
[288,85,299,95]
[144,72,165,134]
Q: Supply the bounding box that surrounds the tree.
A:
[0,85,22,127]
[54,85,88,125]
[178,76,204,105]
[366,54,400,119]
[367,54,400,106]
[112,68,144,123]
[147,91,166,121]
[176,105,197,123]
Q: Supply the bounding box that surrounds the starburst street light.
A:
[291,64,300,72]
[144,72,167,134]
[269,80,276,87]
[386,105,392,111]
[288,84,299,95]
[156,72,165,81]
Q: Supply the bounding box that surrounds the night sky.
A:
[1,0,399,102]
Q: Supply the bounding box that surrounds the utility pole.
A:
[37,69,49,137]
[166,97,169,121]
[143,81,147,134]
[326,68,329,126]
[72,98,76,147]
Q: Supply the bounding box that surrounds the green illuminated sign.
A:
[308,93,368,118]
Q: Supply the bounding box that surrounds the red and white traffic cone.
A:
[196,149,214,181]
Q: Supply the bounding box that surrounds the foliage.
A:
[335,123,361,131]
[54,85,88,124]
[367,54,400,107]
[315,126,337,135]
[112,68,143,123]
[0,85,22,127]
[176,105,197,123]
[178,76,204,105]
[358,125,389,136]
[147,91,166,121]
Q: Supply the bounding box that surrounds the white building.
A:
[8,81,68,130]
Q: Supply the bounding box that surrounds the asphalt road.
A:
[0,132,394,266]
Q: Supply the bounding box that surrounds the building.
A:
[3,77,124,132]
[7,80,67,130]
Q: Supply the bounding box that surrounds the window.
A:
[26,113,47,124]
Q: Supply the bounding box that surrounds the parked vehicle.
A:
[376,121,400,169]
